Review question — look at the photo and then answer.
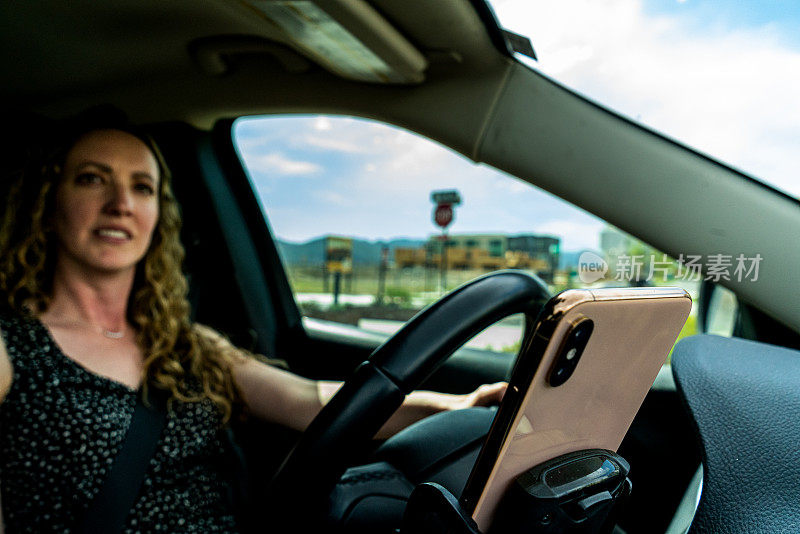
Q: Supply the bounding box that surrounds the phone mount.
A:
[400,449,631,534]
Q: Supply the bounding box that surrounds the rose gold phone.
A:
[460,287,691,531]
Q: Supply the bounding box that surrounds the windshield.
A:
[489,0,800,199]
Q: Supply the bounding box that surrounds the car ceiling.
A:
[3,0,800,333]
[2,0,504,124]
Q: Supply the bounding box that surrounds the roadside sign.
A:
[431,190,462,206]
[434,204,453,228]
[325,235,353,274]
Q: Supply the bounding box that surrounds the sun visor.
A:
[241,0,428,84]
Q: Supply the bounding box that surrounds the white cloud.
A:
[313,190,351,206]
[297,117,409,155]
[302,134,367,153]
[314,116,332,131]
[235,137,271,153]
[493,0,800,197]
[245,152,322,175]
[492,175,531,194]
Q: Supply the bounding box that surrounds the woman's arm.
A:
[1,329,13,534]
[232,356,324,431]
[232,353,506,438]
[199,324,506,436]
[0,329,11,403]
[316,380,506,438]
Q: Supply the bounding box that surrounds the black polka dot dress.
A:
[0,313,240,533]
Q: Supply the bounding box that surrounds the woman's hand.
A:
[376,382,508,438]
[447,381,508,410]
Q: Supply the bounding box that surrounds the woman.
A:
[0,112,505,532]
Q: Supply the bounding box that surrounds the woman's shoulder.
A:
[190,322,287,369]
[191,323,235,357]
[191,322,228,345]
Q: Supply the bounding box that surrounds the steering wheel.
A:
[264,270,550,529]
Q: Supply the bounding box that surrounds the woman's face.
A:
[53,129,160,277]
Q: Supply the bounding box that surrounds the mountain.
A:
[276,237,426,266]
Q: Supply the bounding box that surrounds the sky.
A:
[234,0,800,252]
[492,0,800,195]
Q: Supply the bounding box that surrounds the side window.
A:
[233,116,699,355]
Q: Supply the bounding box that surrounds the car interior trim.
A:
[195,133,277,355]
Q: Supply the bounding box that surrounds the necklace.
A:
[46,319,127,340]
[102,328,125,339]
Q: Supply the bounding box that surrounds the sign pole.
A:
[377,246,388,304]
[333,271,341,306]
[431,189,461,296]
[440,231,448,293]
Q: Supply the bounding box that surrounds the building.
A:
[395,232,559,281]
[442,234,508,257]
[507,234,560,281]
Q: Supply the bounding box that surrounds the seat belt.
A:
[75,390,168,533]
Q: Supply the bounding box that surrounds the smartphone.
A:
[460,287,692,531]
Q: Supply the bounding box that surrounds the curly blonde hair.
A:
[0,112,243,422]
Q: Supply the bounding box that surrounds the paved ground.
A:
[357,317,524,352]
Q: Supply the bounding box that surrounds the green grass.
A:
[665,313,698,364]
[285,265,513,297]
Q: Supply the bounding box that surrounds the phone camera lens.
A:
[548,319,594,387]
